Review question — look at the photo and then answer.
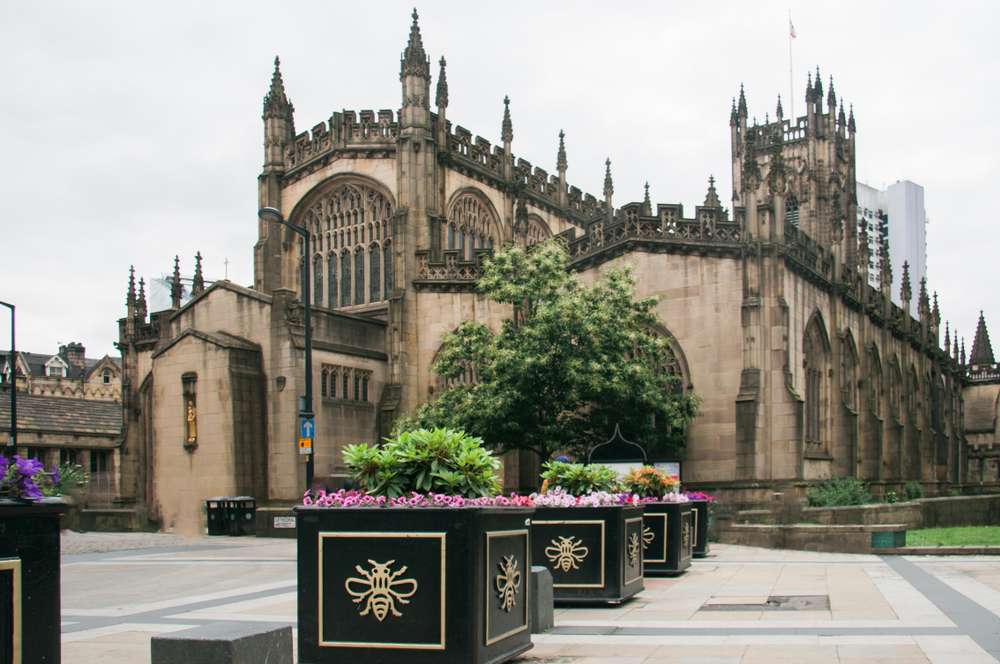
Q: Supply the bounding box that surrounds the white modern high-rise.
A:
[856,180,927,310]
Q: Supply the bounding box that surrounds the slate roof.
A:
[0,390,122,436]
[9,351,120,380]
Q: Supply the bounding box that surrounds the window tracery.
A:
[446,191,499,260]
[803,316,830,451]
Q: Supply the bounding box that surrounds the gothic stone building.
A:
[116,11,968,533]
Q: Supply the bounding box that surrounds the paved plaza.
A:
[60,533,1000,663]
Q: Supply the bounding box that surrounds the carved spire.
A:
[400,8,430,80]
[827,75,836,109]
[192,251,205,295]
[263,56,294,120]
[918,277,930,317]
[556,129,567,173]
[879,236,892,286]
[776,95,783,120]
[961,338,967,366]
[643,181,651,215]
[501,95,513,144]
[127,265,136,308]
[970,311,996,365]
[704,175,721,207]
[953,335,960,363]
[603,158,614,200]
[137,277,147,318]
[838,101,847,128]
[806,70,813,103]
[737,84,747,118]
[932,291,940,327]
[848,104,856,134]
[170,256,183,309]
[730,97,738,126]
[435,56,448,108]
[813,66,823,101]
[900,260,912,304]
[944,321,951,352]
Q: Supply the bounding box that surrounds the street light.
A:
[258,207,314,492]
[0,301,15,457]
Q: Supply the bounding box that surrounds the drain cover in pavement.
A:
[700,594,830,611]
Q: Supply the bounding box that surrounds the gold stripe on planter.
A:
[484,529,529,646]
[0,558,21,664]
[532,520,606,588]
[692,508,699,547]
[642,513,669,564]
[317,532,446,650]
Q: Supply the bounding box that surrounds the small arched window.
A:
[102,369,111,385]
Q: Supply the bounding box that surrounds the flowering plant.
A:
[0,454,62,501]
[683,491,716,502]
[637,492,689,504]
[304,489,534,509]
[621,466,680,498]
[539,461,621,497]
[530,487,640,508]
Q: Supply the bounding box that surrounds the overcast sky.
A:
[1,0,997,359]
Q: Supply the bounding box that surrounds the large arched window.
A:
[297,179,394,307]
[803,314,831,451]
[446,191,501,260]
[526,214,552,247]
[327,254,337,308]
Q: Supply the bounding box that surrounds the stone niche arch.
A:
[802,311,832,456]
[288,174,395,308]
[525,213,553,247]
[444,188,503,260]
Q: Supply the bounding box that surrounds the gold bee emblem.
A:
[494,555,521,612]
[545,536,589,572]
[344,559,419,622]
[641,526,655,551]
[627,532,641,567]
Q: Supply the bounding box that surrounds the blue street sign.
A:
[300,418,315,440]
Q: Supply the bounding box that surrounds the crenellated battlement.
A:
[284,108,399,170]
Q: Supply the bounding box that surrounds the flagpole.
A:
[788,9,795,121]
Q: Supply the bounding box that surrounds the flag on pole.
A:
[789,16,796,39]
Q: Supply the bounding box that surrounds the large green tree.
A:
[402,241,699,461]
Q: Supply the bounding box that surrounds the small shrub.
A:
[540,461,620,497]
[904,481,924,501]
[343,428,501,499]
[806,477,873,507]
[885,490,899,504]
[621,466,679,498]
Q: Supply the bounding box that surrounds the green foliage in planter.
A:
[904,481,924,501]
[621,466,679,498]
[806,477,873,507]
[540,461,620,497]
[343,428,501,499]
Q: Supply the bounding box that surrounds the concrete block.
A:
[529,565,554,633]
[151,622,292,664]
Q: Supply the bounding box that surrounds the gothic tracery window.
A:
[446,191,500,260]
[526,215,551,247]
[298,180,394,307]
[369,243,381,303]
[841,334,858,411]
[803,317,830,451]
[313,255,323,306]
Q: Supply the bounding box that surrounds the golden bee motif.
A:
[627,532,641,567]
[641,526,655,551]
[344,559,419,622]
[494,555,521,613]
[545,536,589,572]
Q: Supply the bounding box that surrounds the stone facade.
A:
[964,312,1000,482]
[115,10,976,533]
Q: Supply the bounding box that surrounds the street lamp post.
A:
[258,207,314,492]
[0,301,15,457]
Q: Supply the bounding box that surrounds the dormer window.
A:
[102,369,111,384]
[45,356,68,378]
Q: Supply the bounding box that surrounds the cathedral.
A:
[115,10,980,533]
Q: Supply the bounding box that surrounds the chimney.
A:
[59,342,87,370]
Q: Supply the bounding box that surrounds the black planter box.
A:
[296,506,534,664]
[640,501,692,576]
[689,499,710,558]
[0,499,65,664]
[530,505,644,604]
